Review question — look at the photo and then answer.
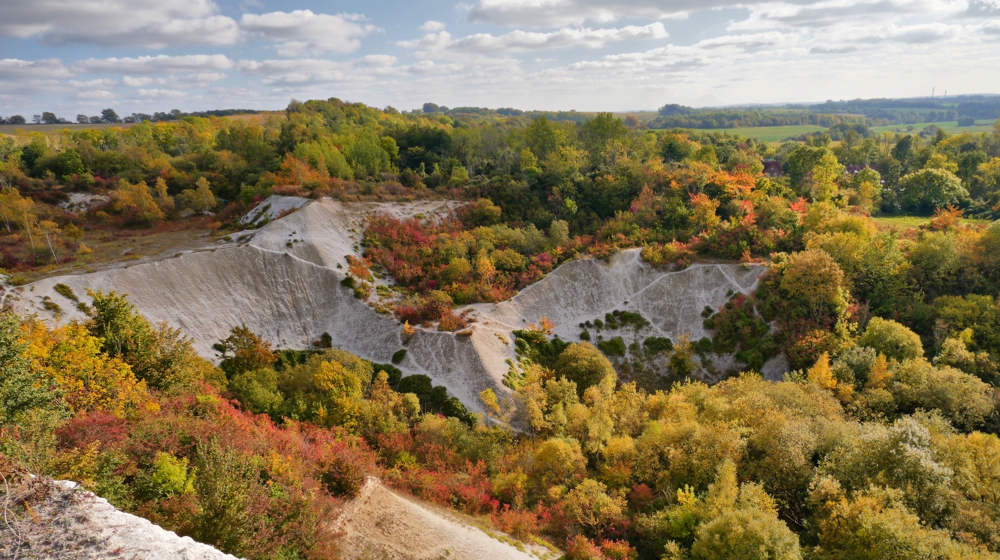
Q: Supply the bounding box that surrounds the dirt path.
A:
[332,477,556,560]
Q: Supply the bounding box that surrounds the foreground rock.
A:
[0,478,237,560]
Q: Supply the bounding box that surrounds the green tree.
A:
[524,117,561,161]
[56,149,85,177]
[581,113,628,166]
[785,146,833,193]
[897,168,967,214]
[859,317,924,361]
[808,152,845,203]
[89,290,210,388]
[554,343,617,397]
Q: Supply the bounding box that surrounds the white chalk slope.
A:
[15,196,775,409]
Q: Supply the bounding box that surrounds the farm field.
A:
[0,122,136,133]
[687,124,828,142]
[870,120,996,135]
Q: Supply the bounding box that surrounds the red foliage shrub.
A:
[55,412,129,450]
[565,535,606,560]
[394,461,498,516]
[491,504,539,540]
[437,310,468,332]
[627,483,655,512]
[600,540,638,560]
[362,214,563,310]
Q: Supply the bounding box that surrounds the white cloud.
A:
[421,21,447,32]
[399,23,667,55]
[240,10,376,56]
[178,72,229,83]
[0,0,239,47]
[135,89,188,99]
[75,55,234,74]
[238,58,352,85]
[122,76,158,87]
[0,59,72,80]
[361,55,399,67]
[77,90,116,99]
[465,0,697,27]
[860,22,959,43]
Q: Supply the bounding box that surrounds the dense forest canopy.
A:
[3,97,1000,559]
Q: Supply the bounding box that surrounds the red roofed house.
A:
[762,160,783,178]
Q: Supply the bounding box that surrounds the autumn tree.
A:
[178,177,216,213]
[115,179,164,225]
[215,325,277,378]
[153,177,175,214]
[24,321,157,417]
[0,311,62,425]
[774,249,849,324]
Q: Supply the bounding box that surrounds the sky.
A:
[1,0,999,117]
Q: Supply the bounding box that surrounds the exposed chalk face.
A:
[14,196,781,411]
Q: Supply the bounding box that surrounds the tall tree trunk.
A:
[43,231,59,264]
[23,220,36,264]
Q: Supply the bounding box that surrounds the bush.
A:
[391,349,407,364]
[397,375,433,399]
[54,283,78,302]
[642,337,673,355]
[695,337,713,354]
[597,337,627,357]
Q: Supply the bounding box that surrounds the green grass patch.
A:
[687,125,828,143]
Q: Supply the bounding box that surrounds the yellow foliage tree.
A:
[115,179,164,224]
[153,177,175,214]
[808,353,837,391]
[178,177,216,213]
[23,321,158,417]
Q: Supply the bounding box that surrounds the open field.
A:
[0,122,136,134]
[870,120,996,135]
[0,112,279,135]
[687,125,828,142]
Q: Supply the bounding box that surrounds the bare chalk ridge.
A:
[14,196,779,411]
